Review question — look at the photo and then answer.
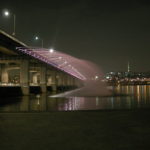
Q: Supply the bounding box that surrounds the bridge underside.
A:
[0,31,83,95]
[0,54,82,95]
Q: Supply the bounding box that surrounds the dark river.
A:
[0,85,150,112]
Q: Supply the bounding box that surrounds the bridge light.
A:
[49,48,54,53]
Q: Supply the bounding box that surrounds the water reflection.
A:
[0,85,150,112]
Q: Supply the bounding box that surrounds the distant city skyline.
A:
[0,0,150,72]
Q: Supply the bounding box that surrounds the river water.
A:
[0,85,150,112]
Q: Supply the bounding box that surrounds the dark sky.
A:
[0,0,150,73]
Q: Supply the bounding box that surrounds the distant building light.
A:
[110,72,114,74]
[106,76,110,79]
[95,76,99,80]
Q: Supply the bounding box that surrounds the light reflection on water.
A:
[0,85,150,112]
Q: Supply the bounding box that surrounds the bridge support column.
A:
[72,78,75,86]
[57,73,63,86]
[51,71,57,91]
[69,77,73,86]
[33,73,38,85]
[47,75,52,86]
[70,77,74,87]
[63,74,68,87]
[20,60,29,95]
[40,66,47,93]
[1,64,9,84]
[67,76,72,86]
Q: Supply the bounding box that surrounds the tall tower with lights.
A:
[128,62,130,72]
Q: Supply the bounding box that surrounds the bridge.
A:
[0,30,85,95]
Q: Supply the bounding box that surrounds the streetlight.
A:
[3,9,16,36]
[4,11,9,16]
[34,36,44,48]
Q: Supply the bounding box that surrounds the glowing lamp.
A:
[35,36,39,40]
[4,10,9,16]
[49,48,54,53]
[95,76,99,79]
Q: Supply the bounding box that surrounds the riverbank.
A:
[0,109,150,150]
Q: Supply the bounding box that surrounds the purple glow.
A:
[16,47,104,81]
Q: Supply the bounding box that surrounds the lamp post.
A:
[35,36,44,48]
[3,10,16,36]
[12,14,16,36]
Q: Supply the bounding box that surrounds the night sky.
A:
[0,0,150,73]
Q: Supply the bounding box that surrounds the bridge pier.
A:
[40,65,47,93]
[47,76,51,86]
[67,75,72,86]
[63,74,68,87]
[51,71,57,92]
[57,72,64,87]
[72,78,75,87]
[32,73,38,85]
[69,77,74,87]
[20,60,29,95]
[1,64,9,84]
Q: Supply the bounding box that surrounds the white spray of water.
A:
[51,59,111,97]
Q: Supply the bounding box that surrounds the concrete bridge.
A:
[0,30,83,95]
